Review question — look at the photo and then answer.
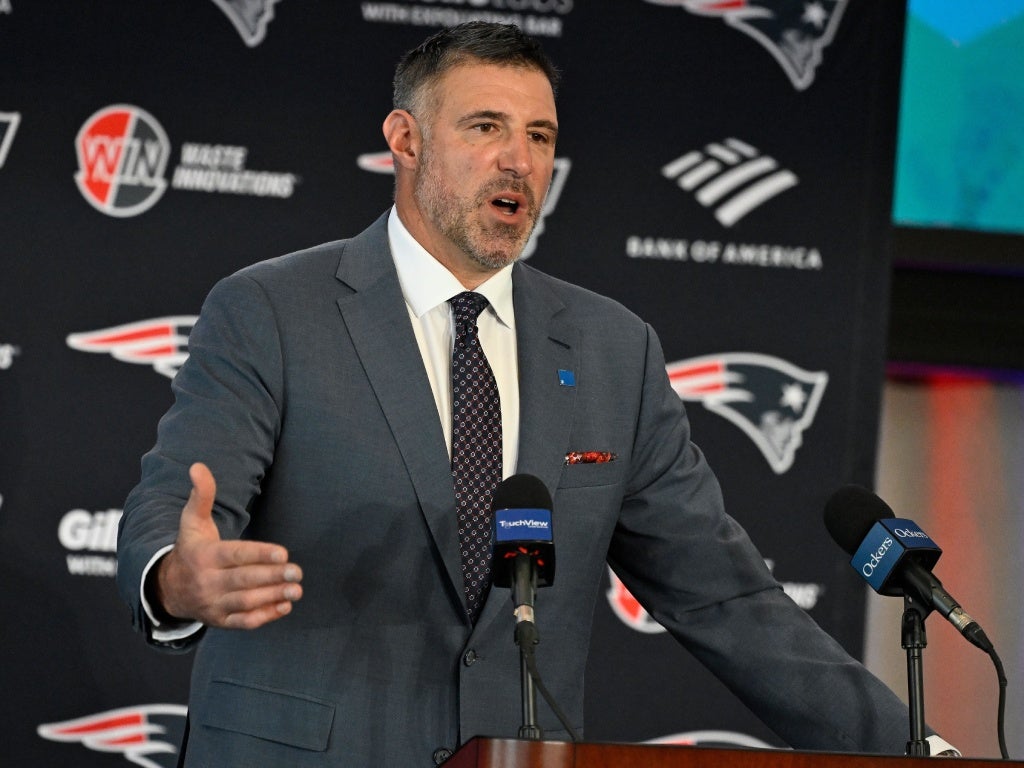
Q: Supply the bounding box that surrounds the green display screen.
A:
[893,0,1024,238]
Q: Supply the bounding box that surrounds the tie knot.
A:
[449,292,489,326]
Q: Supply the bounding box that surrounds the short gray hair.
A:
[392,21,560,116]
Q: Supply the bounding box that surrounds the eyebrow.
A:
[529,119,559,138]
[459,110,559,137]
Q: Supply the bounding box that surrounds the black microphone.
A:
[491,474,555,626]
[824,485,992,652]
[490,475,580,742]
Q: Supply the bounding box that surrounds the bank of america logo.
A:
[662,138,798,227]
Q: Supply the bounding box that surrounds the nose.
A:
[497,132,533,178]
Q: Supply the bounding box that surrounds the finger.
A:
[223,599,298,630]
[189,461,216,499]
[211,539,293,570]
[179,462,219,540]
[210,560,303,592]
[218,584,304,630]
[221,581,303,615]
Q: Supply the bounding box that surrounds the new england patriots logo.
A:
[667,352,827,473]
[67,316,198,379]
[644,0,849,90]
[211,0,281,47]
[37,704,187,768]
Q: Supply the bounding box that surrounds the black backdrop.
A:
[0,1,906,763]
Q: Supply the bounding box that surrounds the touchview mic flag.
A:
[491,474,555,590]
[824,485,993,652]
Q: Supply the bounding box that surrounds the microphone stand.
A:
[512,555,542,740]
[901,593,931,756]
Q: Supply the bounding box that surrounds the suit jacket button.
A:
[463,649,479,666]
[433,746,454,764]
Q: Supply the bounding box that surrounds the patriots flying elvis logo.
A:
[37,704,187,768]
[667,352,828,473]
[67,316,198,379]
[643,0,849,91]
[212,0,281,46]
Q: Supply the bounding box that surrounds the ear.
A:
[382,109,420,171]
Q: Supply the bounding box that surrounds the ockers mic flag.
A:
[847,519,941,598]
[824,486,993,652]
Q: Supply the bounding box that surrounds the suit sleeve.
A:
[607,323,911,753]
[116,272,284,648]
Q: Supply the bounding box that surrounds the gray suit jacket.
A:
[117,213,911,766]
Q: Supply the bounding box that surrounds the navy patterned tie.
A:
[449,291,502,622]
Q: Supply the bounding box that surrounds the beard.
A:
[414,146,542,271]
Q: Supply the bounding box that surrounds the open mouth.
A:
[491,196,521,215]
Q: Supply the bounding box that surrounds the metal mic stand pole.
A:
[512,555,542,740]
[518,635,541,740]
[902,594,930,756]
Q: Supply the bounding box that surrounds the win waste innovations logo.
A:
[75,105,170,217]
[74,104,299,217]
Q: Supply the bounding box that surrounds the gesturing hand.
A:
[151,462,303,630]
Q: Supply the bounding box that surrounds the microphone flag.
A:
[851,518,941,597]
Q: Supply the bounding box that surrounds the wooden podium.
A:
[446,737,1019,768]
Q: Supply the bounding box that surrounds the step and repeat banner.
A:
[1,1,906,763]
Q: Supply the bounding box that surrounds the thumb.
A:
[179,462,220,542]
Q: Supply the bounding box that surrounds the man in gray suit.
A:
[117,21,947,767]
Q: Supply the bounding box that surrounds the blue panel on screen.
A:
[893,0,1024,236]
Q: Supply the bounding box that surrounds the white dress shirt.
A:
[387,206,520,475]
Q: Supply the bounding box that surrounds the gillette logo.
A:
[58,508,122,578]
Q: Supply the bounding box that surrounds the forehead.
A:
[429,62,557,120]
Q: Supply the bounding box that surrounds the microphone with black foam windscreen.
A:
[491,473,555,628]
[489,474,579,742]
[825,485,1010,759]
[823,485,992,652]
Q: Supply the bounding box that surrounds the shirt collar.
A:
[388,207,514,327]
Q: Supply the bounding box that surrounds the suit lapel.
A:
[511,263,580,496]
[333,215,467,613]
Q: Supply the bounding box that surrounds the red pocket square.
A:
[564,451,617,465]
